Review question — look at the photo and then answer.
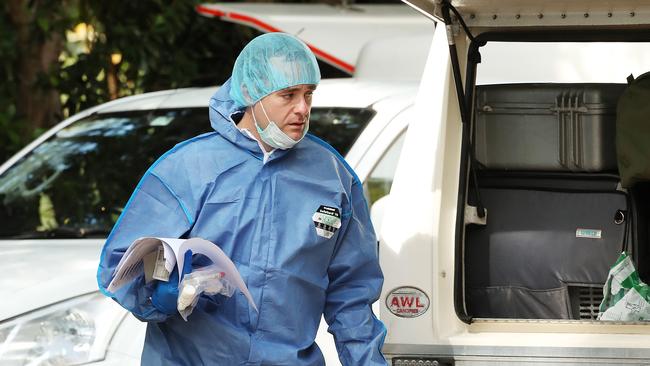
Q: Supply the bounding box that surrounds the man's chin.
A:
[285,129,304,141]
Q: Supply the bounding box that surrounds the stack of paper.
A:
[107,237,257,312]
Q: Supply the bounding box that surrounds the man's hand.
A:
[151,250,193,315]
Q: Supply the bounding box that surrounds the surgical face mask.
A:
[252,100,309,150]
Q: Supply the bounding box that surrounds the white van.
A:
[379,0,650,364]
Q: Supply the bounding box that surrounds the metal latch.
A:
[465,205,487,225]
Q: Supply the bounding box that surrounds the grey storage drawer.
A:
[474,84,626,172]
[465,185,626,319]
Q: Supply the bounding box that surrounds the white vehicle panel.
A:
[408,0,650,29]
[344,87,416,171]
[380,23,461,345]
[381,0,650,364]
[197,3,432,74]
[352,101,412,183]
[0,240,102,319]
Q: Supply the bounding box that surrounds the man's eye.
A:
[282,94,293,99]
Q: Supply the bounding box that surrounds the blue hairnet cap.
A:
[230,32,321,107]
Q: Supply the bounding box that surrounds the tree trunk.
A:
[7,0,63,139]
[107,56,119,100]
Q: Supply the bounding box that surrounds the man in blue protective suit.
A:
[97,32,387,365]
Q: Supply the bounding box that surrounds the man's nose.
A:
[294,97,309,115]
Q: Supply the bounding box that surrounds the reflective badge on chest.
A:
[312,205,342,239]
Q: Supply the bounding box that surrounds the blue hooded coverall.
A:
[96,79,387,365]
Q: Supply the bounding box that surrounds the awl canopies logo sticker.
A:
[312,205,341,239]
[386,286,430,318]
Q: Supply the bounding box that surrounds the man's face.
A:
[254,84,316,141]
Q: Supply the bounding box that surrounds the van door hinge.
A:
[465,205,487,225]
[444,22,461,44]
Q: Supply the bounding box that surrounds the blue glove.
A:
[151,250,193,315]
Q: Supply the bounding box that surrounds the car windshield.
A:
[0,106,373,239]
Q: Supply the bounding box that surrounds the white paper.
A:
[107,237,258,312]
[600,287,650,321]
[610,255,636,295]
[108,238,173,292]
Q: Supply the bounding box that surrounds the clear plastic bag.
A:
[177,264,236,321]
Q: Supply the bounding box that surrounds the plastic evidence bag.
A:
[177,264,236,321]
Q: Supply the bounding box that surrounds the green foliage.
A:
[0,0,259,163]
[59,0,258,115]
[0,7,22,161]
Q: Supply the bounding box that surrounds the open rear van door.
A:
[380,1,650,364]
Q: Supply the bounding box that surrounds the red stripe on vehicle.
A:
[195,4,226,18]
[195,6,355,74]
[228,12,283,33]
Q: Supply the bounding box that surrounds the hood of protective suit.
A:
[208,79,263,154]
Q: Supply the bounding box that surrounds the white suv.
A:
[0,78,416,365]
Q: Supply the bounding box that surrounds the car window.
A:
[364,129,407,206]
[0,109,213,239]
[309,107,375,155]
[0,106,372,239]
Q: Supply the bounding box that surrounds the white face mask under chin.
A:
[252,100,309,150]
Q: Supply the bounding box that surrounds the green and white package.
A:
[598,252,650,321]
